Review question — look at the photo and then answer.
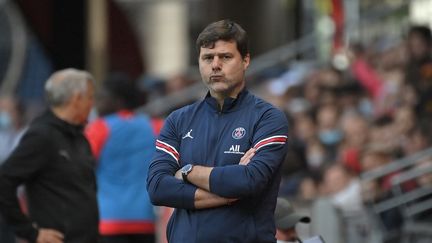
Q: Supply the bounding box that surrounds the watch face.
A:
[182,164,193,174]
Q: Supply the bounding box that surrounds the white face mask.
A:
[307,152,324,168]
[0,111,12,130]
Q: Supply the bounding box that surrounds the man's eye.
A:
[203,56,213,61]
[222,55,232,60]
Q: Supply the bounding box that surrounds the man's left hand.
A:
[239,148,255,165]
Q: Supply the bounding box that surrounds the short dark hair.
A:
[196,19,249,58]
[103,72,140,109]
[408,25,432,46]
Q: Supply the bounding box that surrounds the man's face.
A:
[276,228,300,242]
[75,81,95,124]
[95,88,115,116]
[198,40,250,99]
[408,34,430,61]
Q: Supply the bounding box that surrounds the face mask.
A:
[0,111,12,130]
[319,129,343,145]
[358,98,374,118]
[307,153,324,168]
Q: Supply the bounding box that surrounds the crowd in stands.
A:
[260,25,432,242]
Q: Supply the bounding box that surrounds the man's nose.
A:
[211,56,222,70]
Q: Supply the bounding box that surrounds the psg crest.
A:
[232,127,246,139]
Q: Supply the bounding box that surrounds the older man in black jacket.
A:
[0,68,99,243]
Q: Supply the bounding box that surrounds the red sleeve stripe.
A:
[156,140,179,163]
[254,135,288,151]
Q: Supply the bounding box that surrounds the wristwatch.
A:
[181,164,193,183]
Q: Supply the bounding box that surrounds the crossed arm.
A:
[173,148,255,209]
[147,108,289,210]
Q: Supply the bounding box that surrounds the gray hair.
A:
[44,68,94,107]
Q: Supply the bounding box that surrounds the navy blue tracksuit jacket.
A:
[147,90,289,243]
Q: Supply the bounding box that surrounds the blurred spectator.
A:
[316,104,342,160]
[393,105,416,137]
[137,75,167,104]
[322,164,363,214]
[278,111,312,198]
[411,158,432,223]
[301,67,344,108]
[278,140,308,198]
[338,111,369,174]
[368,115,398,152]
[360,144,416,233]
[85,73,157,243]
[334,82,367,114]
[348,41,408,117]
[293,112,316,145]
[402,122,432,156]
[0,96,27,163]
[305,137,327,172]
[274,197,311,243]
[165,73,196,95]
[297,174,320,202]
[398,82,418,107]
[163,73,198,113]
[360,144,397,195]
[360,145,394,201]
[349,42,383,102]
[405,25,432,119]
[415,158,432,189]
[303,72,322,106]
[0,96,28,243]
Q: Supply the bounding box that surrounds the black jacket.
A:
[0,110,99,243]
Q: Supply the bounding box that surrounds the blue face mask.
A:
[0,111,12,130]
[319,129,343,145]
[359,98,374,118]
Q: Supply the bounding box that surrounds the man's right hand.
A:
[36,228,64,243]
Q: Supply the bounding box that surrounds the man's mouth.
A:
[210,74,224,81]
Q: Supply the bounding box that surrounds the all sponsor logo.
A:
[224,145,245,155]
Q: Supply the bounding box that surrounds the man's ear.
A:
[243,54,250,69]
[68,92,81,107]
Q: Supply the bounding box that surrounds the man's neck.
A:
[210,85,244,110]
[51,106,80,125]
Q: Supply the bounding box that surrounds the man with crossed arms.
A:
[147,19,289,243]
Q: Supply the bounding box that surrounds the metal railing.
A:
[360,147,432,242]
[360,147,432,182]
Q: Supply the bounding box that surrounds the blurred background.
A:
[1,0,432,242]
